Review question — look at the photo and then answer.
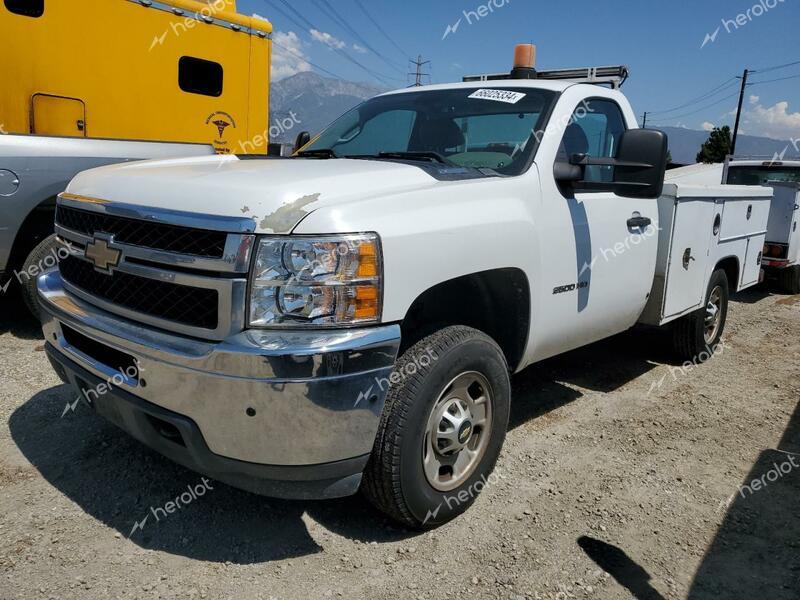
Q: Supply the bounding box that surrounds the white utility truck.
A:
[667,156,800,293]
[725,157,800,293]
[38,47,771,528]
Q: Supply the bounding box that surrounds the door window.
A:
[179,56,224,97]
[558,99,627,188]
[5,0,43,17]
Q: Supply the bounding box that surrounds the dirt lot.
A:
[1,285,798,600]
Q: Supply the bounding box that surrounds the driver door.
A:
[535,98,659,357]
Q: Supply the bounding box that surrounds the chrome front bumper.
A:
[38,270,401,498]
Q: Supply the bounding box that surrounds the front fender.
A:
[292,174,542,324]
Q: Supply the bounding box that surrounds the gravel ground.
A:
[1,285,798,600]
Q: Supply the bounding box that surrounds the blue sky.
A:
[241,0,800,139]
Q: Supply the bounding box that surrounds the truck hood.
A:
[65,155,439,233]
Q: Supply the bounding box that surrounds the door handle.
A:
[627,216,652,229]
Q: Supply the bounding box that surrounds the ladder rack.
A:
[463,65,630,89]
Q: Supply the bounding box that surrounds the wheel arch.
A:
[713,256,740,291]
[399,268,531,372]
[7,194,58,272]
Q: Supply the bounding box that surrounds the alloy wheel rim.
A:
[704,286,723,344]
[423,371,493,492]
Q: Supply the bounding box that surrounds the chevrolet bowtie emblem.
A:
[85,235,122,273]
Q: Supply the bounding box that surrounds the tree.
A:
[666,149,673,164]
[696,126,732,163]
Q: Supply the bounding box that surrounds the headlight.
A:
[249,233,382,328]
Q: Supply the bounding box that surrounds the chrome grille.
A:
[56,204,228,258]
[55,195,256,340]
[59,256,219,329]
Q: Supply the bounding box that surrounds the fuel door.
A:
[0,170,20,196]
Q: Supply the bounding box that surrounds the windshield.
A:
[727,166,800,185]
[302,87,557,176]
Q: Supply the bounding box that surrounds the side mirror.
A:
[554,129,669,199]
[612,129,668,198]
[293,131,311,154]
[553,161,583,183]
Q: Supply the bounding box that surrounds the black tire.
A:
[362,325,511,529]
[20,234,60,321]
[671,268,729,363]
[778,265,800,295]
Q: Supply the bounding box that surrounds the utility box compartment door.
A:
[662,198,716,319]
[719,198,771,242]
[768,183,800,265]
[31,94,86,137]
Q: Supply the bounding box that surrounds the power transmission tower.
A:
[409,55,431,87]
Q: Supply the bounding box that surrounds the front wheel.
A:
[362,326,511,529]
[20,234,60,321]
[671,268,729,363]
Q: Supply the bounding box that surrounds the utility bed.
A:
[640,183,772,326]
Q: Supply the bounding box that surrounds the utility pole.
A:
[641,112,648,128]
[731,68,749,157]
[409,55,430,87]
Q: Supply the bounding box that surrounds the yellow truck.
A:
[0,0,273,316]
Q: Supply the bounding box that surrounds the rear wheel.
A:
[20,234,60,321]
[778,265,800,295]
[362,326,510,529]
[671,268,729,363]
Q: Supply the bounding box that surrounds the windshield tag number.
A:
[468,89,526,104]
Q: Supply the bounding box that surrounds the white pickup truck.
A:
[38,48,772,528]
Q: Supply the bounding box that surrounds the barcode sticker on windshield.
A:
[468,89,526,104]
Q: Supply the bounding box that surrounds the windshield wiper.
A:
[296,148,338,159]
[376,151,454,165]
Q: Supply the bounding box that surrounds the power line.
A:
[353,0,409,60]
[750,59,800,74]
[749,71,800,85]
[263,0,402,85]
[648,78,739,116]
[312,0,406,73]
[648,92,741,124]
[270,38,348,81]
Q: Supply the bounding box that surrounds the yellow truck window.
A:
[179,56,224,98]
[5,0,44,17]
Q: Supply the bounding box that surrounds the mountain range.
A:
[271,72,799,164]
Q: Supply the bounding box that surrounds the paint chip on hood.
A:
[258,193,321,233]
